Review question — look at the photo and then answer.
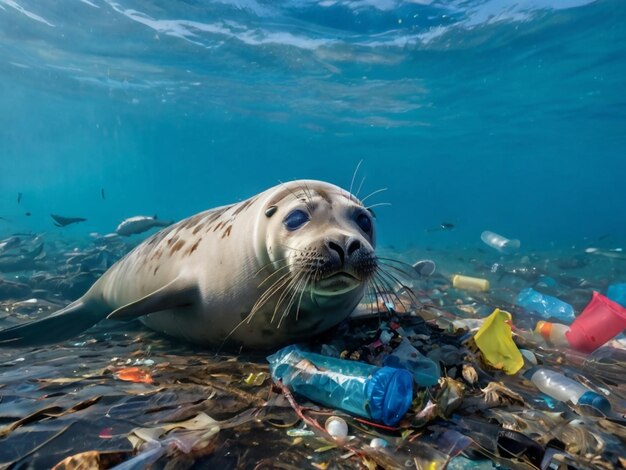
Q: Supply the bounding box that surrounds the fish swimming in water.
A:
[426,222,455,233]
[115,215,173,236]
[50,214,87,227]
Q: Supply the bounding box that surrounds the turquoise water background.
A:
[1,0,624,250]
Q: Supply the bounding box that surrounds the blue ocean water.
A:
[0,0,625,250]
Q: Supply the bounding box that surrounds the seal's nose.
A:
[326,240,345,265]
[326,237,362,266]
[346,237,361,257]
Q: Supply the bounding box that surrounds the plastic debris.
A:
[526,367,611,413]
[452,274,490,292]
[607,283,626,307]
[566,291,626,352]
[384,338,440,386]
[474,309,523,375]
[267,345,413,426]
[515,287,575,323]
[113,366,153,384]
[535,320,571,347]
[480,230,520,254]
[324,416,348,439]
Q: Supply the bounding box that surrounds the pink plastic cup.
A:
[565,291,626,353]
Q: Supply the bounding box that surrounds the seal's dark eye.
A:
[356,213,372,233]
[284,210,309,231]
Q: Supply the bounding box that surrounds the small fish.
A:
[115,215,173,236]
[17,192,22,204]
[25,212,31,217]
[50,213,87,227]
[426,222,455,233]
[101,188,106,200]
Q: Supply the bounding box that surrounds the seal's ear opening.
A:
[265,205,278,217]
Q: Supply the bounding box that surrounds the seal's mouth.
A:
[312,272,361,296]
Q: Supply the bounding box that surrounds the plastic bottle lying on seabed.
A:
[267,345,413,426]
[515,287,575,323]
[535,321,571,348]
[527,367,610,413]
[480,230,521,254]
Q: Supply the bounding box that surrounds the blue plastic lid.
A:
[366,366,413,426]
[578,391,611,414]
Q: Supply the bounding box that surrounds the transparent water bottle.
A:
[527,368,610,413]
[480,231,520,254]
[516,288,575,323]
[267,345,413,426]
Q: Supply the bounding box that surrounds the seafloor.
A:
[0,232,624,469]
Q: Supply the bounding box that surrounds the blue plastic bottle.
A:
[607,283,626,308]
[515,287,575,323]
[267,345,413,426]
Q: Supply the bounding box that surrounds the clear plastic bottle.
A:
[535,321,571,347]
[267,345,413,426]
[528,368,610,413]
[480,231,520,254]
[516,288,575,323]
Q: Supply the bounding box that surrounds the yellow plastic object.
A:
[474,308,523,375]
[452,274,490,292]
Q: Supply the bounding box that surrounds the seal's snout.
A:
[325,237,363,265]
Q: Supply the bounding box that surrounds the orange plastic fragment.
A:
[114,367,153,384]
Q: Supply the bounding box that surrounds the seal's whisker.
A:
[254,257,290,276]
[271,271,305,324]
[355,175,366,201]
[375,266,419,307]
[279,180,312,211]
[250,271,293,319]
[257,264,291,288]
[374,271,411,313]
[278,271,310,329]
[348,159,363,202]
[301,181,314,207]
[360,187,388,204]
[366,202,392,210]
[375,259,416,279]
[297,268,317,322]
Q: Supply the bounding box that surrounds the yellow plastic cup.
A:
[452,274,490,292]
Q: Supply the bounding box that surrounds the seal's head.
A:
[250,180,376,340]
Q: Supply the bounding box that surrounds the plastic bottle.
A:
[452,274,490,292]
[480,231,520,254]
[607,283,626,308]
[383,338,440,386]
[566,291,626,353]
[267,345,413,426]
[527,368,610,413]
[515,287,575,323]
[535,321,571,347]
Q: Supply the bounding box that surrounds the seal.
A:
[0,180,379,349]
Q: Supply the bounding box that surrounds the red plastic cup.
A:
[565,291,626,353]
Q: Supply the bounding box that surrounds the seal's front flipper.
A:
[0,300,107,347]
[107,277,198,321]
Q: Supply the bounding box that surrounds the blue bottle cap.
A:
[578,391,611,414]
[366,366,413,426]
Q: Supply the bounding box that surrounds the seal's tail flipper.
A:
[0,300,108,347]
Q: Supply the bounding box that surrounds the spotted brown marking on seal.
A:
[192,222,205,235]
[221,225,232,239]
[170,240,186,254]
[213,221,225,232]
[186,238,202,255]
[153,266,159,276]
[232,196,258,217]
[167,235,179,246]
